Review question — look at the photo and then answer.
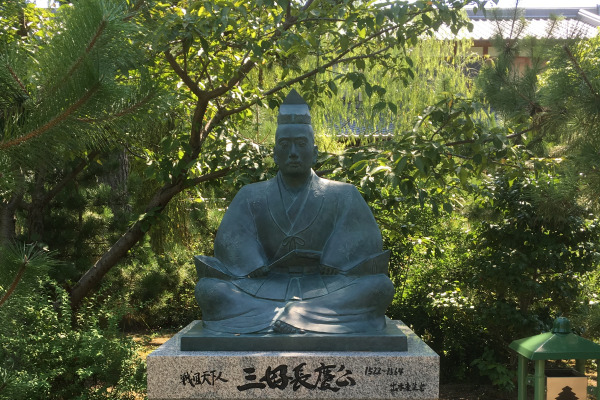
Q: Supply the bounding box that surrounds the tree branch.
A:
[336,44,395,64]
[121,142,147,160]
[189,3,424,144]
[563,44,600,101]
[185,167,232,187]
[77,91,155,123]
[6,64,28,96]
[444,126,534,147]
[203,39,398,129]
[41,151,99,206]
[445,151,523,169]
[190,98,209,150]
[164,49,204,98]
[0,82,100,150]
[0,259,27,308]
[48,19,107,95]
[204,59,256,99]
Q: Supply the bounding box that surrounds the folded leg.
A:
[195,278,282,333]
[276,274,394,333]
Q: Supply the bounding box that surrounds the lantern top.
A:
[509,318,600,360]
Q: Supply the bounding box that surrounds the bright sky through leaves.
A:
[34,0,600,7]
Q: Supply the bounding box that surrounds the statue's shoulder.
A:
[234,177,275,199]
[315,175,360,195]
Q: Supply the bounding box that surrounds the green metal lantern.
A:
[509,317,600,400]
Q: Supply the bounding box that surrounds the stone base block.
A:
[147,320,439,400]
[180,318,407,352]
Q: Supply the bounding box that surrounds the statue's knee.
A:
[379,275,395,298]
[361,274,395,302]
[195,278,229,307]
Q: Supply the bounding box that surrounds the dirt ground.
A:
[137,334,599,400]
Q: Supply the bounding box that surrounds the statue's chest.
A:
[250,198,337,255]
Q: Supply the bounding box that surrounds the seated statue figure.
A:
[194,89,394,334]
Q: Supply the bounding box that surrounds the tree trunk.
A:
[0,194,21,245]
[100,147,131,216]
[27,172,47,242]
[68,165,231,308]
[69,180,185,308]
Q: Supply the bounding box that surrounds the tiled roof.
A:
[435,7,600,40]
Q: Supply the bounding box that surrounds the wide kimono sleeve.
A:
[205,185,268,277]
[320,184,387,273]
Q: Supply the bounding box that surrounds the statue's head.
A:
[273,90,318,178]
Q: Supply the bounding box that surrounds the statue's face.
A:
[273,124,317,177]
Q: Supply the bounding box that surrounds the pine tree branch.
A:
[563,44,600,101]
[6,64,28,97]
[49,19,107,96]
[0,82,100,150]
[0,258,27,308]
[491,56,540,114]
[76,92,155,123]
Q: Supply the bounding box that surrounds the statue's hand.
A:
[319,264,341,276]
[273,320,305,334]
[247,265,270,278]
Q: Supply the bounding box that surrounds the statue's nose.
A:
[289,143,299,157]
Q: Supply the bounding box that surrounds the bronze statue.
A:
[194,90,394,334]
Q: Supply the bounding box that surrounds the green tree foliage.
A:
[0,0,162,174]
[0,0,168,302]
[385,171,600,387]
[0,0,167,251]
[476,17,600,210]
[473,17,600,382]
[320,94,526,215]
[538,35,600,209]
[468,174,599,320]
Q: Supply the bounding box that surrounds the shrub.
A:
[0,278,146,400]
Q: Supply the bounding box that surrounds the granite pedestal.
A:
[147,320,439,400]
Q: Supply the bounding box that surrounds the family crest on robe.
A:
[193,90,394,335]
